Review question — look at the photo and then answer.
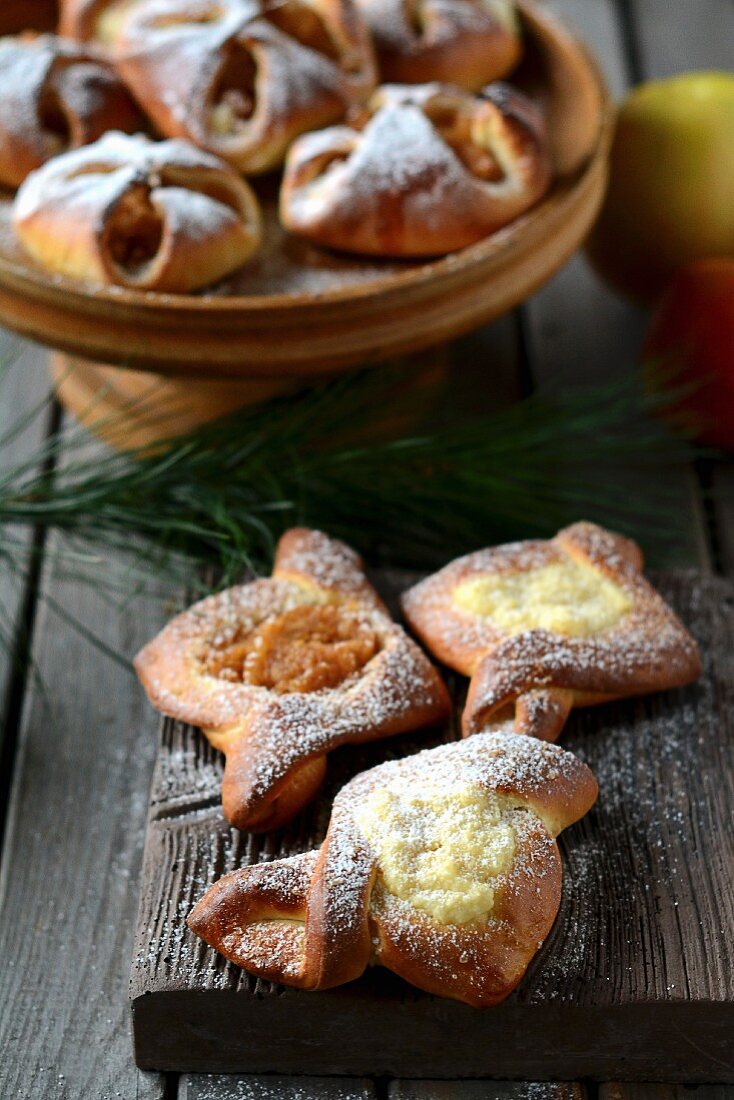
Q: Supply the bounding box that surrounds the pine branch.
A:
[0,362,694,604]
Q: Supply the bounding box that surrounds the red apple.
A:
[643,258,734,449]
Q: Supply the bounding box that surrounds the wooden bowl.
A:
[0,0,611,445]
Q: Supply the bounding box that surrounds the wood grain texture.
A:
[441,314,526,415]
[180,1076,377,1099]
[0,146,607,379]
[524,0,638,391]
[0,526,167,1100]
[0,335,51,724]
[173,310,524,1100]
[710,466,734,577]
[600,1087,734,1100]
[390,1081,587,1098]
[131,572,734,1081]
[0,5,729,1097]
[628,0,734,77]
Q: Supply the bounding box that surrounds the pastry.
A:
[58,0,151,45]
[354,0,521,90]
[134,528,450,831]
[0,33,144,189]
[1,1,58,35]
[279,81,551,256]
[402,521,702,742]
[188,728,598,1006]
[114,0,377,174]
[13,130,262,291]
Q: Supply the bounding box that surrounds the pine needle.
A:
[0,361,694,608]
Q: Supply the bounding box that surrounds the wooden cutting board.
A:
[130,571,734,1081]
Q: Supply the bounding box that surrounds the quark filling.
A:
[453,556,632,637]
[356,780,516,925]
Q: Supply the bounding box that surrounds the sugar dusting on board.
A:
[131,569,733,1071]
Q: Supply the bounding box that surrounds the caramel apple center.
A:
[204,603,380,692]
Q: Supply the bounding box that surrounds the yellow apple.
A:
[587,72,734,304]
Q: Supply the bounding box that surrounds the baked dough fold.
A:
[114,0,376,174]
[402,521,702,741]
[188,728,597,1005]
[354,0,521,89]
[0,33,144,187]
[12,130,263,291]
[280,81,551,256]
[135,528,450,830]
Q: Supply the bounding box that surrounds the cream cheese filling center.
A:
[453,556,632,637]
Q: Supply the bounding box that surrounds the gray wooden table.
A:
[1,1,733,1097]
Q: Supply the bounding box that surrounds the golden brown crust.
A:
[135,528,450,831]
[274,525,388,610]
[355,0,521,90]
[12,130,262,291]
[114,0,376,174]
[0,33,144,188]
[401,521,702,741]
[280,81,552,257]
[0,1,58,36]
[187,729,598,1005]
[58,0,148,45]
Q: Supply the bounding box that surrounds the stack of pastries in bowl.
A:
[5,0,555,291]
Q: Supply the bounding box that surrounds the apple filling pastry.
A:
[114,0,376,174]
[12,131,263,291]
[0,33,144,188]
[280,81,552,256]
[354,0,521,89]
[135,528,450,831]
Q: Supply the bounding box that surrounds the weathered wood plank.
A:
[175,235,526,1100]
[132,572,733,1081]
[710,464,734,577]
[524,0,639,391]
[0,478,167,1098]
[0,336,53,732]
[180,1076,377,1099]
[390,1081,587,1098]
[600,1086,734,1100]
[444,314,525,413]
[628,0,734,78]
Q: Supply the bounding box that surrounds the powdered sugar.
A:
[116,0,376,173]
[282,80,551,256]
[402,521,702,738]
[187,727,596,1002]
[0,34,142,186]
[135,528,449,829]
[13,130,260,291]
